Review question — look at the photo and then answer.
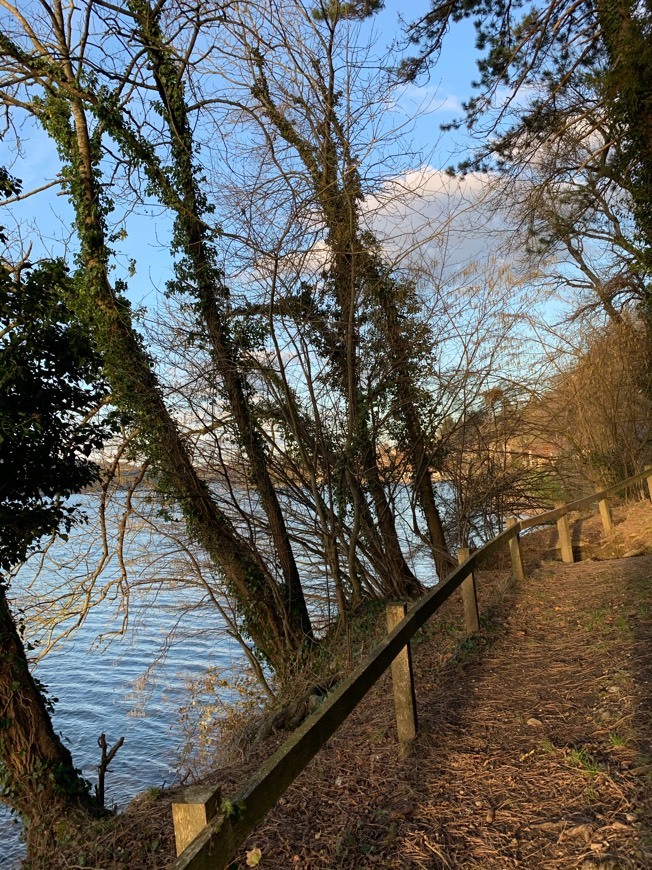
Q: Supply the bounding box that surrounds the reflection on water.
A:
[0,586,243,867]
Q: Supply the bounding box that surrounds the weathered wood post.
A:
[554,500,574,563]
[172,785,221,857]
[506,517,526,582]
[386,603,418,748]
[596,485,613,535]
[457,548,480,634]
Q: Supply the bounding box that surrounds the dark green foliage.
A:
[597,0,652,302]
[0,243,110,843]
[0,257,118,573]
[0,169,21,245]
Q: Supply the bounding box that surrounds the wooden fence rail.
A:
[171,466,652,869]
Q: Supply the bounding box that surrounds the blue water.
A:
[0,575,245,866]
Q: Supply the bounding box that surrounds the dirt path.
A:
[234,502,652,868]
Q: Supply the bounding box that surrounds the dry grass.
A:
[42,497,652,869]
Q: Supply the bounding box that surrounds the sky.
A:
[0,1,491,306]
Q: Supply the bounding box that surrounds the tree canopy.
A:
[0,253,117,573]
[404,0,652,318]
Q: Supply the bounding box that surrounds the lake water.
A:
[1,572,245,866]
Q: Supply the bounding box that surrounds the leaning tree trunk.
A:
[0,2,314,674]
[127,0,312,642]
[330,238,424,599]
[372,285,456,581]
[250,63,423,601]
[36,84,309,674]
[0,587,97,859]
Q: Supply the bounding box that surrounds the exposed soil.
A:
[39,498,652,869]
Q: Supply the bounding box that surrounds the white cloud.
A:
[364,166,513,279]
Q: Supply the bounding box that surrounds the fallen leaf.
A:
[604,822,630,832]
[246,847,262,866]
[532,821,564,832]
[565,824,593,844]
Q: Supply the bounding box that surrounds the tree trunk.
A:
[50,91,308,674]
[410,439,456,580]
[250,61,423,600]
[0,587,96,859]
[328,224,424,597]
[375,289,456,581]
[128,0,313,644]
[0,3,313,674]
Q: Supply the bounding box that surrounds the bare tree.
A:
[534,317,652,486]
[200,0,457,584]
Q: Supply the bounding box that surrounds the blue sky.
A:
[378,7,481,152]
[0,2,484,304]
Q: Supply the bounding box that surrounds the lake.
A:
[1,561,246,866]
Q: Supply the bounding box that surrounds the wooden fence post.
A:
[506,517,526,582]
[596,485,613,535]
[554,500,574,563]
[172,785,221,857]
[386,603,418,747]
[457,548,480,634]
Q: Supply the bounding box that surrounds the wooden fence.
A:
[171,467,652,869]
